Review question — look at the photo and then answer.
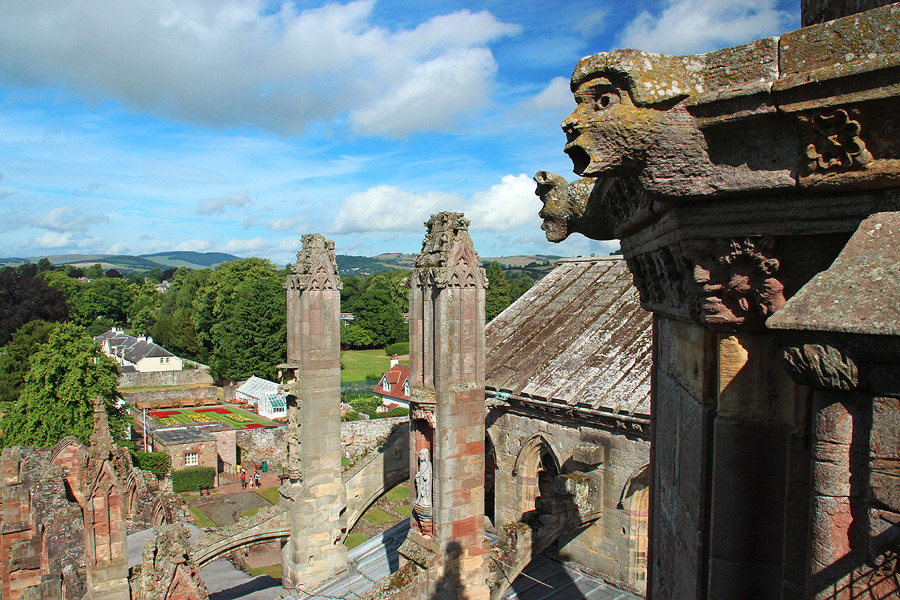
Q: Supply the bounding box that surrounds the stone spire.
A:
[401,211,490,599]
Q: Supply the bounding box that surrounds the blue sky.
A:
[0,0,800,265]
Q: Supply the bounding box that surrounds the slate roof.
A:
[486,256,652,417]
[94,329,175,363]
[374,364,410,402]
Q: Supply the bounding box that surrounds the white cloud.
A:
[36,206,109,232]
[522,77,573,113]
[173,239,213,252]
[0,1,518,137]
[332,174,540,236]
[332,186,462,234]
[29,231,103,249]
[467,175,541,232]
[196,191,251,215]
[617,0,794,55]
[265,217,305,232]
[220,237,270,255]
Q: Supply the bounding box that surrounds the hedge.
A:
[172,466,216,493]
[132,450,171,478]
[384,342,409,357]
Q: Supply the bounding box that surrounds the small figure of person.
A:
[240,469,247,489]
[254,471,261,488]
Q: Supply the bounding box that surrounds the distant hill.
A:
[334,253,564,279]
[0,251,241,272]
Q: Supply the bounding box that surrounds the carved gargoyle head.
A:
[563,49,706,179]
[534,171,614,242]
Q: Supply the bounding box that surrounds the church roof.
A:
[486,256,651,418]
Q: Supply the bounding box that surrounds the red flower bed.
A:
[244,424,264,429]
[150,411,181,418]
[196,407,231,414]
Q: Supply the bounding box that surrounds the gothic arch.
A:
[619,463,650,590]
[512,433,563,518]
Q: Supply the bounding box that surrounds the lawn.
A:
[255,487,281,505]
[147,406,275,429]
[344,532,371,550]
[240,508,260,519]
[189,507,216,528]
[361,507,395,524]
[385,484,410,501]
[248,564,282,580]
[341,349,407,382]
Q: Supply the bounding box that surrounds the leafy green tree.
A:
[36,258,54,273]
[0,323,129,448]
[128,281,161,333]
[0,320,58,408]
[69,278,137,326]
[485,262,511,322]
[84,264,105,279]
[193,259,285,380]
[341,324,376,349]
[508,273,533,303]
[350,286,406,347]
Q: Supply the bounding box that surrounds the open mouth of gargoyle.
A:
[564,141,592,176]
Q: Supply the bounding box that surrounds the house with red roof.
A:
[373,355,410,413]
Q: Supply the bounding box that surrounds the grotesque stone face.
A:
[562,75,662,178]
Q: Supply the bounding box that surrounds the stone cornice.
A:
[288,233,342,292]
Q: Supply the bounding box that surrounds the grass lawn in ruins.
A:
[148,405,275,429]
[248,564,282,579]
[189,507,216,528]
[240,507,260,519]
[344,532,370,550]
[255,487,281,505]
[385,484,410,501]
[361,507,395,524]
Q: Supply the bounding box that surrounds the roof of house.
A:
[374,364,410,402]
[485,256,652,417]
[94,329,175,363]
[151,427,214,446]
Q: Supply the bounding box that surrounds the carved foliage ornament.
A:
[628,237,786,329]
[800,108,873,174]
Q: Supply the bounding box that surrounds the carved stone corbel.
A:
[782,343,859,391]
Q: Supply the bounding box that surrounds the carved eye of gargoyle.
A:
[575,79,623,113]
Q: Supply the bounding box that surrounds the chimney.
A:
[390,354,399,368]
[147,336,153,344]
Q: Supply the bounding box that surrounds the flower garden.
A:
[148,406,276,429]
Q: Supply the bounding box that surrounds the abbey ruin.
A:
[1,0,898,598]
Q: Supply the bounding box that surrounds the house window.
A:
[160,358,165,364]
[185,452,199,466]
[165,357,170,363]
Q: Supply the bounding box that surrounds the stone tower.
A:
[278,233,347,595]
[400,212,490,599]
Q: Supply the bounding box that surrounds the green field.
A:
[341,349,409,382]
[344,532,371,550]
[147,406,273,429]
[248,564,282,579]
[255,487,281,505]
[385,484,410,501]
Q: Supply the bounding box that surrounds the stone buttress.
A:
[399,212,490,599]
[278,234,347,595]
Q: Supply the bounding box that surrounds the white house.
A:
[94,328,183,373]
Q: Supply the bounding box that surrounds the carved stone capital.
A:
[783,343,859,391]
[288,233,342,292]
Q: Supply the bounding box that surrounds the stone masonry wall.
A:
[235,418,410,471]
[488,409,650,595]
[125,387,218,409]
[118,369,214,389]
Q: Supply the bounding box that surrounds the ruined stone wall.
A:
[157,438,218,474]
[118,369,213,389]
[234,418,410,471]
[341,417,408,461]
[488,408,650,594]
[801,0,899,25]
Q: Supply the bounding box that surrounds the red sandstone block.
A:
[465,441,484,455]
[452,516,478,538]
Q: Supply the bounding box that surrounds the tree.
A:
[341,324,376,349]
[351,286,406,347]
[0,320,58,409]
[0,267,70,346]
[69,277,136,326]
[485,262,511,322]
[193,259,286,380]
[0,323,129,448]
[84,264,105,279]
